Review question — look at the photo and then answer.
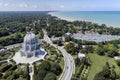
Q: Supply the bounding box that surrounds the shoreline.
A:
[48,12,120,28]
[48,12,74,22]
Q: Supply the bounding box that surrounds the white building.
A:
[78,53,85,60]
[13,31,47,64]
[20,31,41,58]
[65,32,72,36]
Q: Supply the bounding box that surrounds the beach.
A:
[48,11,120,28]
[48,12,74,22]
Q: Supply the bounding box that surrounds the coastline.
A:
[48,12,120,28]
[48,12,74,22]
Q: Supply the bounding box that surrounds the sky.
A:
[0,0,120,11]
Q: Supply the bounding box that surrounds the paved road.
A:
[2,30,75,80]
[4,40,42,50]
[0,59,11,63]
[0,60,7,63]
[43,29,75,80]
[5,43,22,49]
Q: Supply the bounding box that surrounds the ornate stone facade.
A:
[20,31,40,58]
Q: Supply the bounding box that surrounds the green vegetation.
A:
[0,42,63,80]
[68,40,120,80]
[0,11,120,80]
[41,42,63,62]
[0,47,20,60]
[116,60,120,66]
[37,31,44,39]
[94,62,119,80]
[0,12,47,46]
[64,35,72,42]
[53,39,63,46]
[0,11,119,46]
[46,15,120,80]
[0,32,23,46]
[33,42,64,80]
[95,43,119,57]
[64,42,77,54]
[43,42,64,68]
[72,57,91,80]
[87,53,120,80]
[0,62,29,80]
[33,60,62,80]
[64,42,75,53]
[59,57,64,70]
[0,46,29,80]
[46,16,120,37]
[44,72,57,80]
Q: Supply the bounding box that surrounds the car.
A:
[67,66,68,69]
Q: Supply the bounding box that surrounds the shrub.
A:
[44,72,57,80]
[116,60,120,67]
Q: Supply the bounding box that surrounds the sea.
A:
[49,11,120,28]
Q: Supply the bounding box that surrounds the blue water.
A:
[50,11,120,28]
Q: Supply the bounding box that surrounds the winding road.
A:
[43,29,75,80]
[2,29,75,80]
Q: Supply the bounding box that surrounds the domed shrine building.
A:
[13,31,46,64]
[20,31,40,58]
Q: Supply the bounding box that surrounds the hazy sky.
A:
[0,0,120,11]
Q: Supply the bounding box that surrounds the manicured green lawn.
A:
[59,57,64,70]
[0,32,22,40]
[87,53,120,80]
[0,47,20,60]
[57,58,64,79]
[0,62,29,80]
